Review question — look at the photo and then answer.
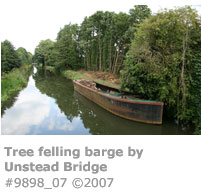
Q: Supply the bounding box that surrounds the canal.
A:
[1,67,191,135]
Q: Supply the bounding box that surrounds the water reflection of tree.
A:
[74,92,163,135]
[1,91,20,116]
[1,76,31,117]
[33,69,163,135]
[33,69,80,121]
[33,69,108,133]
[33,69,114,134]
[75,92,107,134]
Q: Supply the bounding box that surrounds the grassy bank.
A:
[61,70,87,80]
[1,65,32,107]
[61,70,122,89]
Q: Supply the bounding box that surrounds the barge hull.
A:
[73,80,163,124]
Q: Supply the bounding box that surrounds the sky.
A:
[0,0,201,54]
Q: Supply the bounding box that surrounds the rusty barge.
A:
[73,79,164,124]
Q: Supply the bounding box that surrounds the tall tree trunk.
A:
[96,53,98,71]
[109,37,112,73]
[86,50,90,71]
[113,51,119,74]
[42,57,45,68]
[112,48,117,73]
[84,57,87,71]
[181,32,188,105]
[98,34,102,71]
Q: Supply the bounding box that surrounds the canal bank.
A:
[61,70,121,90]
[1,65,33,112]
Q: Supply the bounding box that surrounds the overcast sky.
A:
[0,0,200,54]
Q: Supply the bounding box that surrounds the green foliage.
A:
[129,5,151,24]
[44,66,56,74]
[79,6,151,74]
[121,6,201,131]
[127,5,151,40]
[16,47,32,65]
[55,24,81,70]
[189,27,201,133]
[1,65,32,106]
[33,39,56,67]
[61,70,86,80]
[1,40,21,72]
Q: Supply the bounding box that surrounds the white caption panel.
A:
[0,135,200,196]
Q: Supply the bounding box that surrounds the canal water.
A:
[1,67,190,135]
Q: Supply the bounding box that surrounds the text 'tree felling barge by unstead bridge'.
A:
[73,79,164,124]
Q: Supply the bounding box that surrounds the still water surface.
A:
[1,68,190,135]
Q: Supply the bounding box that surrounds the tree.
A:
[27,52,33,64]
[121,6,201,130]
[126,5,151,42]
[55,24,81,70]
[111,12,130,74]
[79,14,103,71]
[1,40,21,72]
[33,39,55,67]
[79,11,128,73]
[16,47,32,65]
[79,7,151,74]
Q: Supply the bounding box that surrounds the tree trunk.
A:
[84,57,87,71]
[113,51,119,74]
[180,32,188,106]
[87,53,90,70]
[42,57,45,68]
[109,37,112,73]
[98,33,102,71]
[96,54,98,71]
[112,48,117,73]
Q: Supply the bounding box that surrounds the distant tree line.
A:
[1,40,32,73]
[33,5,151,73]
